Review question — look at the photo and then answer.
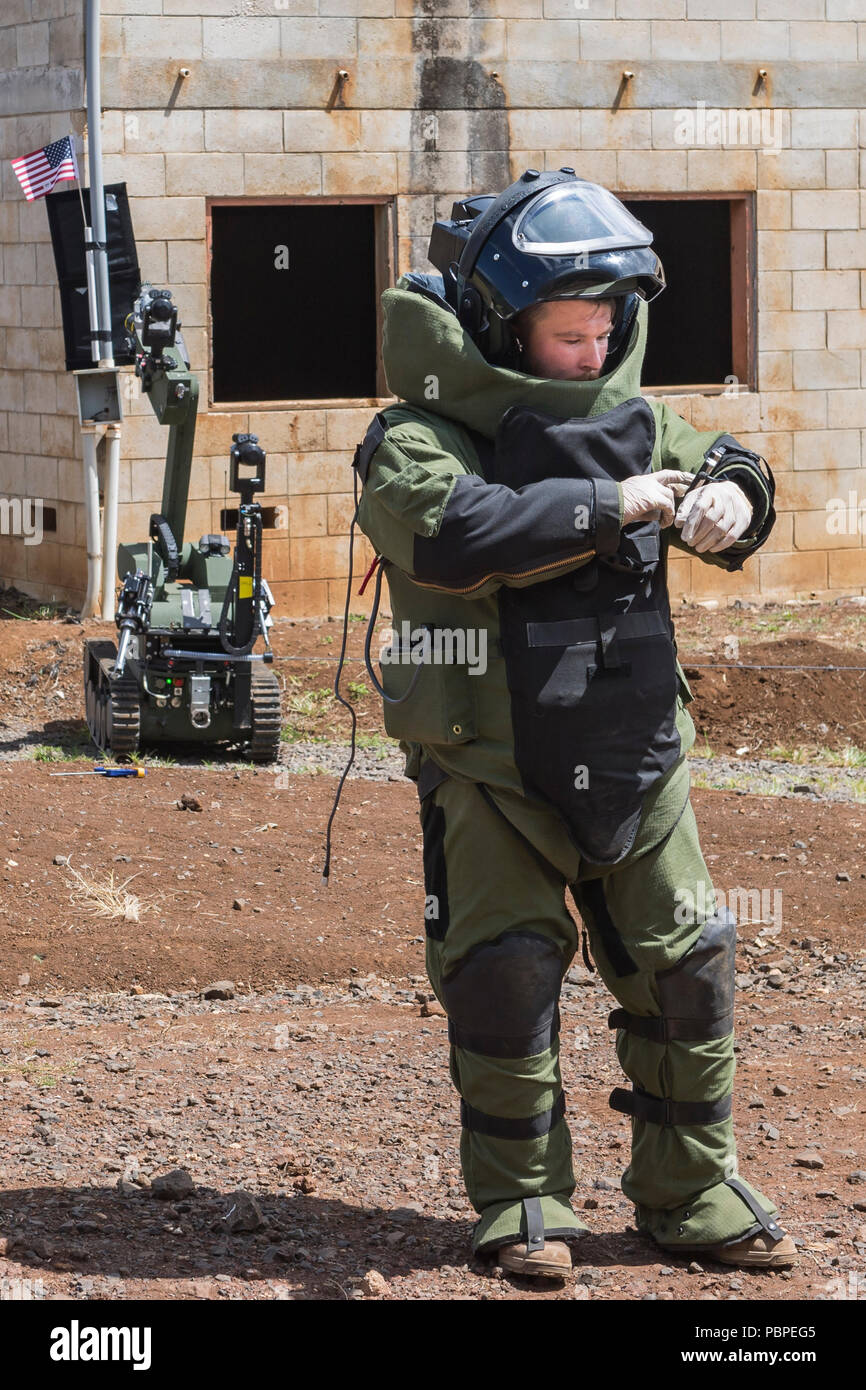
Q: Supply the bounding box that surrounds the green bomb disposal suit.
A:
[353,271,784,1259]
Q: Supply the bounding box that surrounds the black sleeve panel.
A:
[411,473,623,590]
[702,433,777,571]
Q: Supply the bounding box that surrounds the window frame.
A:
[619,190,756,396]
[205,195,397,411]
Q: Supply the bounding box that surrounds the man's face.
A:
[516,299,614,381]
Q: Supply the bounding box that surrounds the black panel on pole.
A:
[45,182,142,371]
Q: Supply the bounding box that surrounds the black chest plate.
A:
[471,398,681,866]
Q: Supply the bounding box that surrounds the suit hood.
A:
[381,272,649,439]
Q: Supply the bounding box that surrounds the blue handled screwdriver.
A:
[49,766,147,777]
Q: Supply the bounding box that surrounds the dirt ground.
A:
[0,591,864,1301]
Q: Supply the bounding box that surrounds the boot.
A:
[657,1228,798,1269]
[497,1238,572,1279]
[696,1230,798,1269]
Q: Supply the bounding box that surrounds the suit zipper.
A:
[408,548,596,595]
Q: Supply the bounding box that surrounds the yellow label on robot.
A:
[238,577,254,599]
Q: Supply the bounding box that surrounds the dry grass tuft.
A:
[62,858,154,923]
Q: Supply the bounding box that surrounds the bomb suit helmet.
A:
[427,167,666,369]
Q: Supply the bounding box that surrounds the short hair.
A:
[514,296,618,337]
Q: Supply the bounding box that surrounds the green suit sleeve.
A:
[356,419,623,600]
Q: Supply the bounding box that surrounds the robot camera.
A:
[229,432,266,502]
[138,286,178,355]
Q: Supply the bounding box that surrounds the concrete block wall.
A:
[0,0,85,601]
[1,0,864,613]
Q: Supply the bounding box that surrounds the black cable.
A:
[321,467,363,887]
[362,559,427,704]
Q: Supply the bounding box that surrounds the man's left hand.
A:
[673,480,753,553]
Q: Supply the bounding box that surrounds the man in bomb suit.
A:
[352,169,795,1279]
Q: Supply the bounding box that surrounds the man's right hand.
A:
[620,470,695,528]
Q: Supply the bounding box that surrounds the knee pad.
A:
[607,907,737,1128]
[441,930,565,1058]
[609,905,736,1046]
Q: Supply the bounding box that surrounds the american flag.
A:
[11,135,78,201]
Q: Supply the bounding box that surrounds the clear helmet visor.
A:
[512,181,653,257]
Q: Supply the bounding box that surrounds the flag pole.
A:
[71,131,88,232]
[72,130,101,367]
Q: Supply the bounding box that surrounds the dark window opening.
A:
[619,196,752,392]
[220,506,282,531]
[210,203,379,403]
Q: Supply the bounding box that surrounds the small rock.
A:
[177,795,202,812]
[420,1000,446,1018]
[17,973,29,988]
[151,1168,195,1200]
[794,1152,824,1170]
[360,1270,389,1297]
[847,1171,866,1185]
[836,872,851,883]
[658,1267,674,1277]
[223,1191,265,1234]
[773,1084,791,1097]
[688,1261,704,1274]
[201,981,235,1000]
[52,854,68,866]
[232,899,245,912]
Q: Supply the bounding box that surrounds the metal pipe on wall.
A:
[81,426,104,618]
[101,423,122,620]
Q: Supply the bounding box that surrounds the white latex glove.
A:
[620,470,696,528]
[673,479,753,553]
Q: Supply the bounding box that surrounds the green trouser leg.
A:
[420,776,590,1255]
[570,791,783,1250]
[419,763,786,1255]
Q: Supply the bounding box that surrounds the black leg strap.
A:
[523,1196,545,1253]
[609,1085,732,1127]
[460,1090,566,1140]
[448,1005,561,1060]
[724,1177,786,1244]
[608,1007,734,1043]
